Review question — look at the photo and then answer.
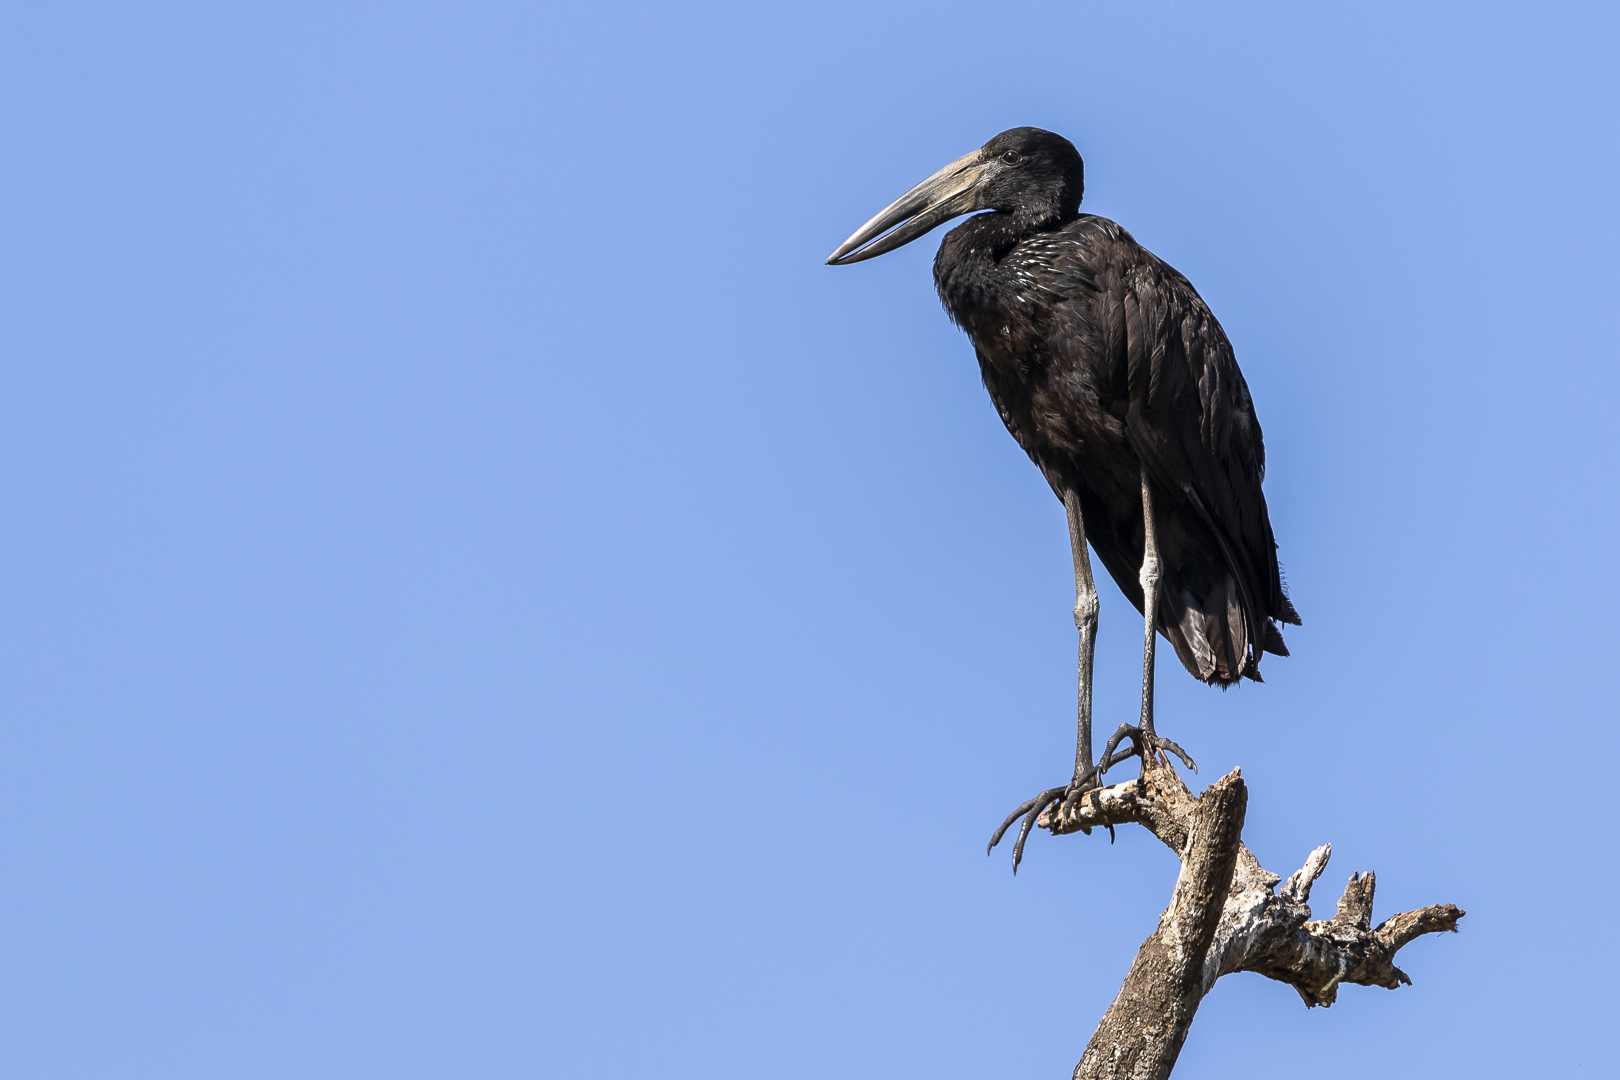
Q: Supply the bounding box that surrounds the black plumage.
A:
[937,196,1299,684]
[829,127,1298,869]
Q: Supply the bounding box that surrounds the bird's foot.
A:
[986,766,1104,873]
[1098,723,1197,785]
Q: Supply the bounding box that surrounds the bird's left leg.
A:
[1101,465,1196,782]
[987,488,1103,872]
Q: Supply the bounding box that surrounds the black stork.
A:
[827,128,1300,871]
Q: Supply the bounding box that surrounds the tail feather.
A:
[1161,575,1250,687]
[1157,571,1309,686]
[1090,490,1299,688]
[1164,589,1217,682]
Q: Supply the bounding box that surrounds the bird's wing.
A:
[1114,248,1299,638]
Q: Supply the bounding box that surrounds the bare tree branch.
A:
[1038,760,1463,1079]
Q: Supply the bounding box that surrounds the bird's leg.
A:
[1062,486,1102,811]
[1108,465,1196,782]
[1138,464,1161,758]
[987,489,1103,872]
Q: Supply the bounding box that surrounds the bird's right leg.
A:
[1097,466,1196,783]
[987,489,1102,873]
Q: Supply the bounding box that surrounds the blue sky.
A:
[3,2,1617,1076]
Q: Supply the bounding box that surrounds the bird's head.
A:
[826,127,1085,265]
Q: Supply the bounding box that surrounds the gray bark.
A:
[1041,761,1463,1080]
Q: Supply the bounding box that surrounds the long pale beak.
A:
[826,150,991,265]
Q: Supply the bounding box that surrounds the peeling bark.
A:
[1039,761,1462,1079]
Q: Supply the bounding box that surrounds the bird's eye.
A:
[1002,150,1023,165]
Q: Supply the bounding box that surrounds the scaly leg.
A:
[1138,463,1161,751]
[1064,485,1101,810]
[988,488,1104,872]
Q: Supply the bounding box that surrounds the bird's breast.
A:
[964,327,1129,497]
[936,217,1135,483]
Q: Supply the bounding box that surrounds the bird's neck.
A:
[933,211,1069,325]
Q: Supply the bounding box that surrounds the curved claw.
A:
[1099,723,1143,775]
[987,795,1043,855]
[987,785,1069,874]
[1155,737,1197,773]
[1009,789,1065,874]
[1097,723,1197,777]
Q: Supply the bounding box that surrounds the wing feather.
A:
[1118,251,1298,675]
